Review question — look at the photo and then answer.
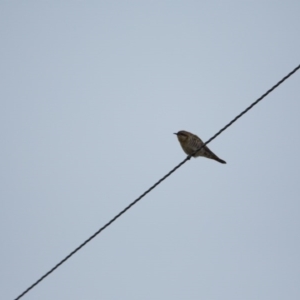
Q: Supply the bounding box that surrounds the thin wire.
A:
[14,64,300,300]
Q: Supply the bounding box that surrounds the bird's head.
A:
[174,130,189,143]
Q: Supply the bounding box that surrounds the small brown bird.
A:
[174,130,226,164]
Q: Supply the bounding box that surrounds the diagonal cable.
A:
[14,64,300,300]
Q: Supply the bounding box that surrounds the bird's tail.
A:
[203,147,226,164]
[212,156,226,164]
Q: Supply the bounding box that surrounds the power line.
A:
[14,64,300,300]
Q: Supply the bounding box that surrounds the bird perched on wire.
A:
[174,130,226,164]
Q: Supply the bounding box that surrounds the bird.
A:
[174,130,226,164]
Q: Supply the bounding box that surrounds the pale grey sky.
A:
[1,1,300,300]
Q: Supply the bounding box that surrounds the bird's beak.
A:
[173,133,177,135]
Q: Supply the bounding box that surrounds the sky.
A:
[1,1,300,300]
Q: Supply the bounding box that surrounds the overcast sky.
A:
[1,1,300,300]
